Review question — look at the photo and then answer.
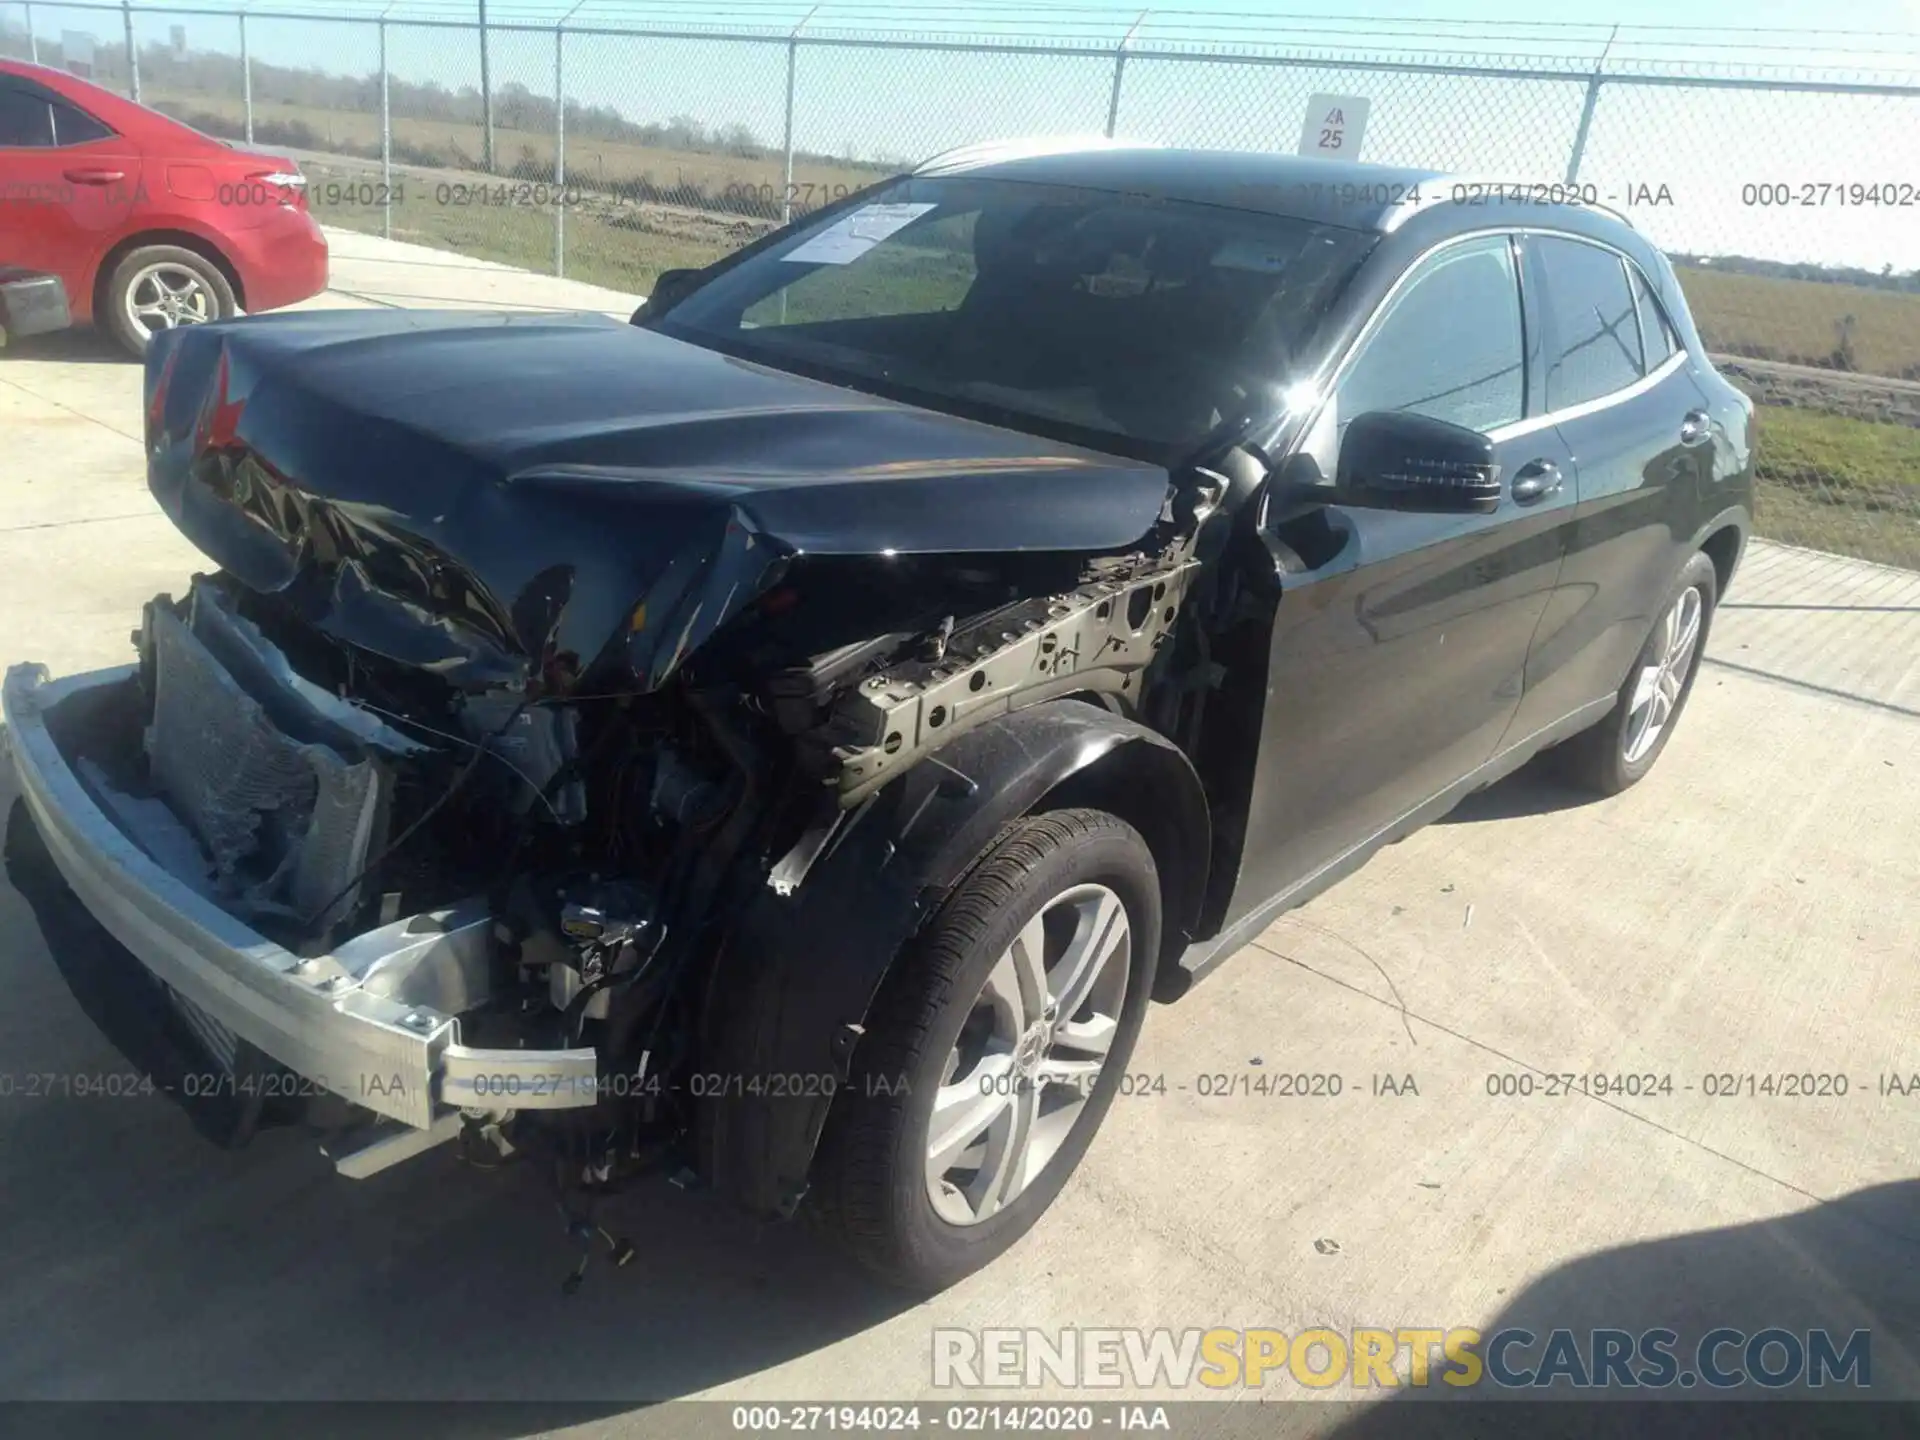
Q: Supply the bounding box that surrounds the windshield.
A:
[651,176,1376,459]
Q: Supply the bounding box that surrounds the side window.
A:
[50,99,115,146]
[1536,236,1644,410]
[0,87,55,147]
[1337,235,1524,435]
[1630,265,1678,368]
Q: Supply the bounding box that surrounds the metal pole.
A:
[1106,12,1147,138]
[781,7,817,226]
[479,0,494,173]
[380,20,392,240]
[1564,25,1617,186]
[554,25,565,275]
[122,0,140,102]
[24,3,37,65]
[240,13,253,145]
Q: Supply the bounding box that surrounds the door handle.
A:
[63,168,127,185]
[1510,458,1563,506]
[1679,410,1712,447]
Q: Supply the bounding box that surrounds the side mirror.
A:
[634,267,703,321]
[1334,410,1501,515]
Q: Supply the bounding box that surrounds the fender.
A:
[692,698,1210,1217]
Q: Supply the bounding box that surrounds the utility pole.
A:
[479,0,495,173]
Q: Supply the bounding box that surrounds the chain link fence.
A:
[5,3,1919,570]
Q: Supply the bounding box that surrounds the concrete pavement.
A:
[1,230,1917,1424]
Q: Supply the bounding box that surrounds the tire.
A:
[810,808,1161,1291]
[1555,551,1718,796]
[100,245,237,358]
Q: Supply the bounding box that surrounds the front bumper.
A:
[3,662,595,1134]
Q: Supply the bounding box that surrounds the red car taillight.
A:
[249,168,308,210]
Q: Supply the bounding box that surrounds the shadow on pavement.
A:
[0,328,131,364]
[0,798,915,1425]
[1435,753,1596,825]
[1325,1179,1920,1438]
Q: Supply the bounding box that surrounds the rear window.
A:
[1534,235,1645,411]
[51,98,114,146]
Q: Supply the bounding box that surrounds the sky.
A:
[8,0,1920,267]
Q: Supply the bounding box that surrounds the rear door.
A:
[1507,233,1713,735]
[1223,232,1579,920]
[0,76,142,318]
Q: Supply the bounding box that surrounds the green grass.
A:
[1752,404,1920,568]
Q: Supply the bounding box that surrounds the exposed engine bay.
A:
[87,534,1199,1190]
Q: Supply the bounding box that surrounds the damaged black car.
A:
[2,144,1753,1290]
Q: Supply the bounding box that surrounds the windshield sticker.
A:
[782,202,939,265]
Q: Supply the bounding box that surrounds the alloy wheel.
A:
[125,262,216,336]
[1623,585,1704,764]
[925,882,1131,1227]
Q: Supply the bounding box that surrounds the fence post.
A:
[23,2,36,64]
[1564,25,1617,186]
[1106,11,1147,137]
[782,7,817,226]
[554,24,565,276]
[380,19,392,240]
[239,13,253,145]
[122,0,140,102]
[478,0,495,173]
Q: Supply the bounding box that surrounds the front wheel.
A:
[1555,551,1718,795]
[810,808,1161,1291]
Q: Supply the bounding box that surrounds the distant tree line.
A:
[1,20,880,176]
[1673,253,1920,296]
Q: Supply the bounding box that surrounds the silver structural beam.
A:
[121,0,140,102]
[1565,25,1616,186]
[781,7,817,225]
[24,2,37,64]
[239,12,253,145]
[1105,10,1148,139]
[478,0,494,174]
[554,25,565,275]
[379,18,391,240]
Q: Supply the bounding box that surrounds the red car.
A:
[0,59,327,355]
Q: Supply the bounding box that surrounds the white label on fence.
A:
[60,30,97,77]
[782,203,938,265]
[1298,94,1370,158]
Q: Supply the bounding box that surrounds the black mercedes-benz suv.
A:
[3,142,1753,1290]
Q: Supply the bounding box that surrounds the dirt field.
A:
[1676,265,1920,381]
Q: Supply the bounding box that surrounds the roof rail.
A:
[913,135,1164,177]
[1378,175,1638,234]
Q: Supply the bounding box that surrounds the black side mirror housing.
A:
[633,267,703,322]
[1334,410,1501,515]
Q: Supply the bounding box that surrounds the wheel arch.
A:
[92,229,246,320]
[692,699,1210,1218]
[1695,514,1747,600]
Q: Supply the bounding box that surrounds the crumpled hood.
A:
[142,308,1171,696]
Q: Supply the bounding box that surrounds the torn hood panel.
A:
[142,309,1172,696]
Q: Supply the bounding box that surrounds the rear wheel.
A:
[1556,551,1717,795]
[101,245,236,358]
[811,808,1161,1291]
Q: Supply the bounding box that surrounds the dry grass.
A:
[1675,265,1920,380]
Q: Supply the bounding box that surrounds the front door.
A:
[1221,232,1578,928]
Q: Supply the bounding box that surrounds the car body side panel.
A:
[695,700,1209,1217]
